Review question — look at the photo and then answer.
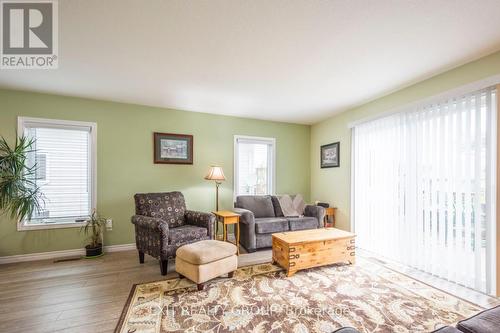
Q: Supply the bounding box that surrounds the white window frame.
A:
[233,135,276,199]
[17,117,97,231]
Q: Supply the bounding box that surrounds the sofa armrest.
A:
[304,205,325,228]
[185,210,215,239]
[233,208,255,225]
[233,208,256,251]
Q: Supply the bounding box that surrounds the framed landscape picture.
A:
[153,132,193,164]
[321,142,339,168]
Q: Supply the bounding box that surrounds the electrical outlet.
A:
[106,218,113,230]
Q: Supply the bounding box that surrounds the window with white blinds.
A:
[234,136,275,196]
[352,87,497,294]
[18,117,96,229]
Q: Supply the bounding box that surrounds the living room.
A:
[1,1,500,332]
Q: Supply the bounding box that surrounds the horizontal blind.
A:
[353,87,497,294]
[26,125,92,223]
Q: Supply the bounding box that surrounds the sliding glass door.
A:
[352,87,497,294]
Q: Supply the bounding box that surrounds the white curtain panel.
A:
[353,87,497,294]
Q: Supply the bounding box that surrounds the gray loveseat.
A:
[234,195,325,252]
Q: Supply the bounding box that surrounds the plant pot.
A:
[85,243,103,257]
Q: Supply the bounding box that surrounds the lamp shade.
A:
[204,166,226,181]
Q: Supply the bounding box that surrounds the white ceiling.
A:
[2,0,500,124]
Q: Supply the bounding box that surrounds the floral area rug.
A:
[115,258,482,333]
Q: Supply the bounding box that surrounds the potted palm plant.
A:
[0,136,43,222]
[81,210,106,257]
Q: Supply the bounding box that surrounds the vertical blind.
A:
[353,87,497,294]
[25,124,92,224]
[235,137,274,196]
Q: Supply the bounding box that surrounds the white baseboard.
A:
[104,243,136,253]
[0,243,136,265]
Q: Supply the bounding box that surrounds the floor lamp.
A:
[204,166,226,211]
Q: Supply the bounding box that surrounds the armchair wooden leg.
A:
[197,283,204,291]
[138,251,144,264]
[160,259,168,276]
[228,271,234,278]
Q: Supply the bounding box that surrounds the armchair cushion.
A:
[185,210,215,239]
[134,192,186,228]
[168,225,209,246]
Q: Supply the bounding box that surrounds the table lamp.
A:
[204,166,225,211]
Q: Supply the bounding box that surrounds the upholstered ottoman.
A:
[175,240,238,291]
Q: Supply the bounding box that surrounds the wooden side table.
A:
[212,210,240,255]
[324,207,337,228]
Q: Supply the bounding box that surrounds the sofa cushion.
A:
[176,240,237,265]
[235,195,275,218]
[456,305,500,333]
[255,217,289,234]
[288,216,318,231]
[168,225,208,246]
[271,196,284,217]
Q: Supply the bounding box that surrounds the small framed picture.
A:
[154,132,193,164]
[321,142,339,168]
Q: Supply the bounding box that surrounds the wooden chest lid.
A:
[272,227,355,244]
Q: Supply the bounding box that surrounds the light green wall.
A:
[311,50,500,232]
[4,51,500,257]
[0,89,310,256]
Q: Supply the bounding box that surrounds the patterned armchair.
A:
[131,191,215,275]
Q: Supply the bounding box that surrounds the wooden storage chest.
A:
[272,228,356,277]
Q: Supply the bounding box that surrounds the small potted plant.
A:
[81,210,106,257]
